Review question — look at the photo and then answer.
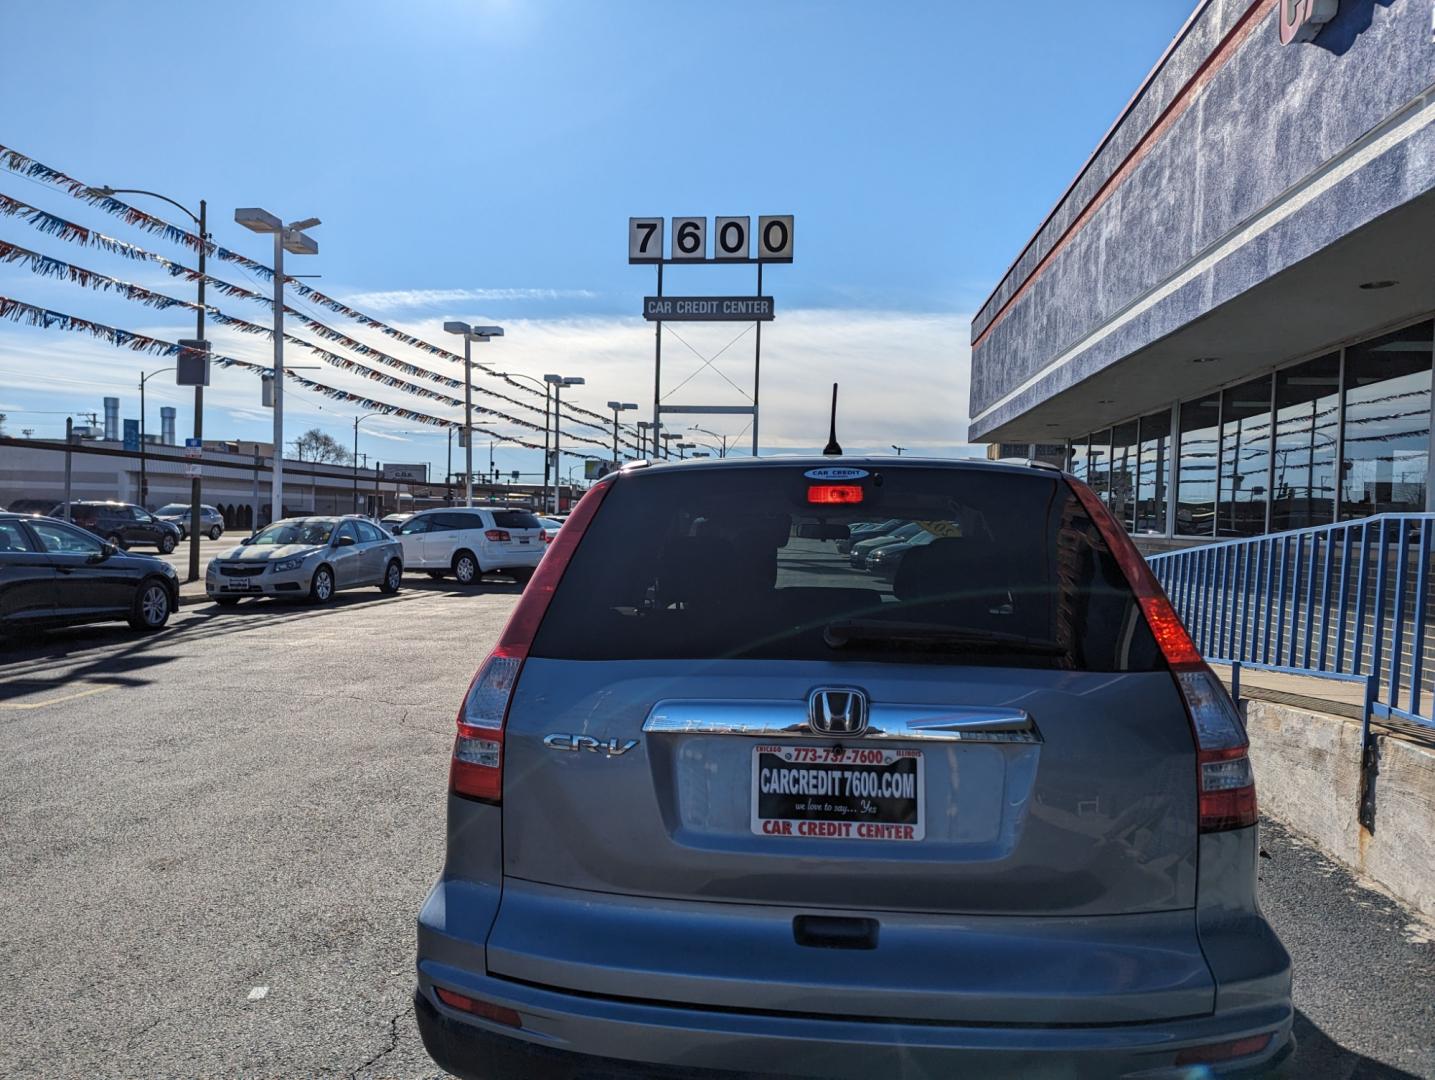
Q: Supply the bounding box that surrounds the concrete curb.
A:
[1245,699,1435,921]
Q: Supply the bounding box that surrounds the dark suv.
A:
[415,457,1292,1079]
[55,501,181,554]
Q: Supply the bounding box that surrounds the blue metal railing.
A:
[1147,514,1435,733]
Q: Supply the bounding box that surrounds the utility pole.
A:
[189,199,206,581]
[63,416,75,521]
[97,186,210,578]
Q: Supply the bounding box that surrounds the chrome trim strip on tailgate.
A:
[643,701,1039,743]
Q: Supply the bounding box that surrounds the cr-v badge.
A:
[544,733,640,756]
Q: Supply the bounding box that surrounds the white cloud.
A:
[0,306,974,459]
[338,287,599,310]
[395,308,974,450]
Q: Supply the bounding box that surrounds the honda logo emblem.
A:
[808,688,869,737]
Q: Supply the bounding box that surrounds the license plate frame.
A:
[750,744,924,842]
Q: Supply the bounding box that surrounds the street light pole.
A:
[235,209,319,527]
[138,366,175,509]
[353,411,382,514]
[607,401,638,465]
[443,322,504,508]
[96,186,209,578]
[492,371,553,511]
[689,425,729,458]
[545,374,585,513]
[463,334,473,506]
[271,224,285,523]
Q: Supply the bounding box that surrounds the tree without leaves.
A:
[292,427,352,464]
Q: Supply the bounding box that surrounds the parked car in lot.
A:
[835,516,905,554]
[53,500,181,554]
[848,520,924,568]
[153,502,225,541]
[866,527,939,581]
[380,512,414,531]
[205,515,402,605]
[5,498,55,516]
[390,506,544,585]
[536,516,563,544]
[0,512,178,635]
[416,457,1291,1080]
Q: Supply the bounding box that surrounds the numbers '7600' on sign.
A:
[628,216,794,264]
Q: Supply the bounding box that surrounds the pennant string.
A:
[0,184,632,448]
[0,143,616,430]
[0,294,615,459]
[0,216,632,451]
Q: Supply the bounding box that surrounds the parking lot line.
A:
[0,685,113,710]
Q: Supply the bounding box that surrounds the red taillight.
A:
[449,479,616,803]
[541,529,552,544]
[1174,1032,1272,1065]
[807,484,863,505]
[1067,478,1256,833]
[485,529,511,542]
[434,986,522,1028]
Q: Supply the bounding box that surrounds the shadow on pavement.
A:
[0,574,525,677]
[1294,1010,1426,1078]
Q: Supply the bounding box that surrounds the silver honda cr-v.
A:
[416,457,1293,1079]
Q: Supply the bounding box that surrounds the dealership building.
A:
[968,0,1434,542]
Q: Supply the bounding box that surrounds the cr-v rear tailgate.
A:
[490,658,1211,1022]
[500,660,1195,915]
[485,464,1211,1022]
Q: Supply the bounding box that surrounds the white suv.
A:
[389,507,545,585]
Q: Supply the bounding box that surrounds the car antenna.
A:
[822,383,842,456]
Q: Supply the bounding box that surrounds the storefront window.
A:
[1340,321,1433,519]
[1271,352,1339,531]
[1110,421,1139,531]
[1068,436,1088,482]
[1135,409,1171,533]
[1218,375,1273,537]
[1088,429,1111,504]
[1175,396,1220,536]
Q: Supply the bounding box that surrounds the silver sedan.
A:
[205,515,403,605]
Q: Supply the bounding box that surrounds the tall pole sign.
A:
[628,214,793,457]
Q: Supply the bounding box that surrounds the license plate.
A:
[519,537,531,544]
[751,745,923,841]
[220,576,257,591]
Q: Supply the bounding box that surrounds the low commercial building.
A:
[968,0,1434,540]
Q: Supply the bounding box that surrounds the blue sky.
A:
[0,0,1194,479]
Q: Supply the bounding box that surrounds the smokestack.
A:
[103,397,119,442]
[160,407,176,446]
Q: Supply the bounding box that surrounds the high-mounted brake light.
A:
[449,478,615,802]
[1067,477,1257,833]
[807,484,863,505]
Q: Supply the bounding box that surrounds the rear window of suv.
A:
[491,510,542,529]
[531,466,1164,671]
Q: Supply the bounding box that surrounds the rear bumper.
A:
[414,965,1294,1080]
[485,548,543,572]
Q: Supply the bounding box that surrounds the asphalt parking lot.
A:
[1,585,1432,1078]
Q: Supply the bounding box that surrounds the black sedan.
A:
[0,513,179,636]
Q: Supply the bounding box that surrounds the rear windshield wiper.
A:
[823,619,1066,655]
